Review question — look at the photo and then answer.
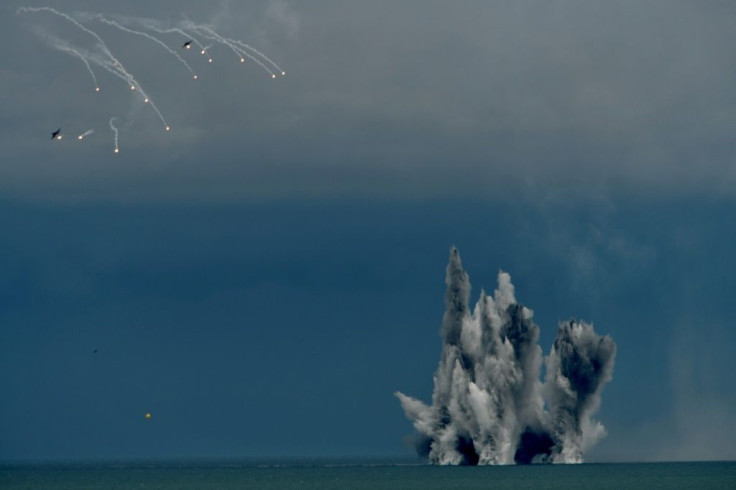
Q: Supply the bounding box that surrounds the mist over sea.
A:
[2,460,734,489]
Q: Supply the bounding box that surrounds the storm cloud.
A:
[3,1,736,202]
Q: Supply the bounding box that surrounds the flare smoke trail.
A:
[187,24,242,61]
[396,247,616,465]
[48,36,150,105]
[77,129,94,140]
[228,38,286,76]
[93,16,199,80]
[42,35,115,90]
[109,117,119,153]
[46,33,133,90]
[19,7,282,147]
[19,7,169,130]
[61,46,100,92]
[18,7,133,85]
[140,23,212,62]
[186,24,278,77]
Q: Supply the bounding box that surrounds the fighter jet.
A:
[182,40,192,49]
[51,128,61,140]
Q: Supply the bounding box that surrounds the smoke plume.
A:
[396,247,616,464]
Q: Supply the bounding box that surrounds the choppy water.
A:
[1,460,734,489]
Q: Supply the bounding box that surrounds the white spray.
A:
[397,247,616,465]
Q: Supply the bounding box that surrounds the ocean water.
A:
[1,460,734,489]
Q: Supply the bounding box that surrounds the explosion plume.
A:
[396,247,616,465]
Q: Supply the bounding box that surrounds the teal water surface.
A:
[1,460,734,489]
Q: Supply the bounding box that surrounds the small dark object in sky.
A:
[51,128,61,140]
[93,349,98,354]
[182,40,191,49]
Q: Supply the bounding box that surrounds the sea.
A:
[1,459,734,489]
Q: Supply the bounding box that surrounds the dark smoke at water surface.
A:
[396,247,616,465]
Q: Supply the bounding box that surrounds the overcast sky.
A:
[1,1,735,462]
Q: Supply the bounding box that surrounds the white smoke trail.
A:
[109,117,119,153]
[96,59,136,85]
[145,98,171,132]
[397,247,616,465]
[77,129,94,140]
[18,7,133,85]
[20,8,286,141]
[187,24,277,77]
[143,24,212,62]
[48,36,132,94]
[228,38,285,75]
[84,52,170,132]
[120,74,171,131]
[187,24,243,61]
[65,46,164,130]
[41,33,118,93]
[47,37,120,86]
[19,7,169,128]
[60,46,100,91]
[94,16,199,80]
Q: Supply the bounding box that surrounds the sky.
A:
[1,0,735,462]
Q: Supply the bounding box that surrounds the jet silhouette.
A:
[51,128,61,140]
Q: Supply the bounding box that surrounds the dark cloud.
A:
[2,1,736,202]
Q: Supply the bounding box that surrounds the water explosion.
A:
[396,247,616,464]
